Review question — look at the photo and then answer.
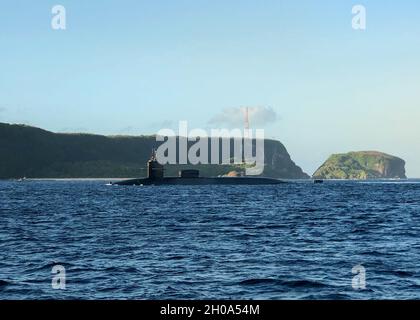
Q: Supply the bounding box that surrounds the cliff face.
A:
[0,123,308,179]
[313,151,406,179]
[262,139,309,179]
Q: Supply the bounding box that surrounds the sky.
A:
[1,0,419,176]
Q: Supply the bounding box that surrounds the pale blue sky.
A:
[1,0,419,176]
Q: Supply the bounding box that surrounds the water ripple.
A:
[0,180,419,299]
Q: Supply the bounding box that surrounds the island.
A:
[313,151,407,180]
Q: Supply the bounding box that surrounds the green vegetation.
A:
[313,151,406,179]
[0,123,309,179]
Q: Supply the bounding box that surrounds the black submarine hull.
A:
[113,176,285,186]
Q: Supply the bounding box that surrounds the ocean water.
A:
[0,180,419,300]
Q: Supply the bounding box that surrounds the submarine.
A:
[113,151,284,186]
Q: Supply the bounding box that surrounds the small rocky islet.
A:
[313,151,406,180]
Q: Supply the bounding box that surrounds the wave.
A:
[239,278,330,289]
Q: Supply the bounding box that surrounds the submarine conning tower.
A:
[147,149,164,180]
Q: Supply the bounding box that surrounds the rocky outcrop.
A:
[313,151,406,179]
[262,139,309,179]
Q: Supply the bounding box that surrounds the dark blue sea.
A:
[1,180,419,300]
